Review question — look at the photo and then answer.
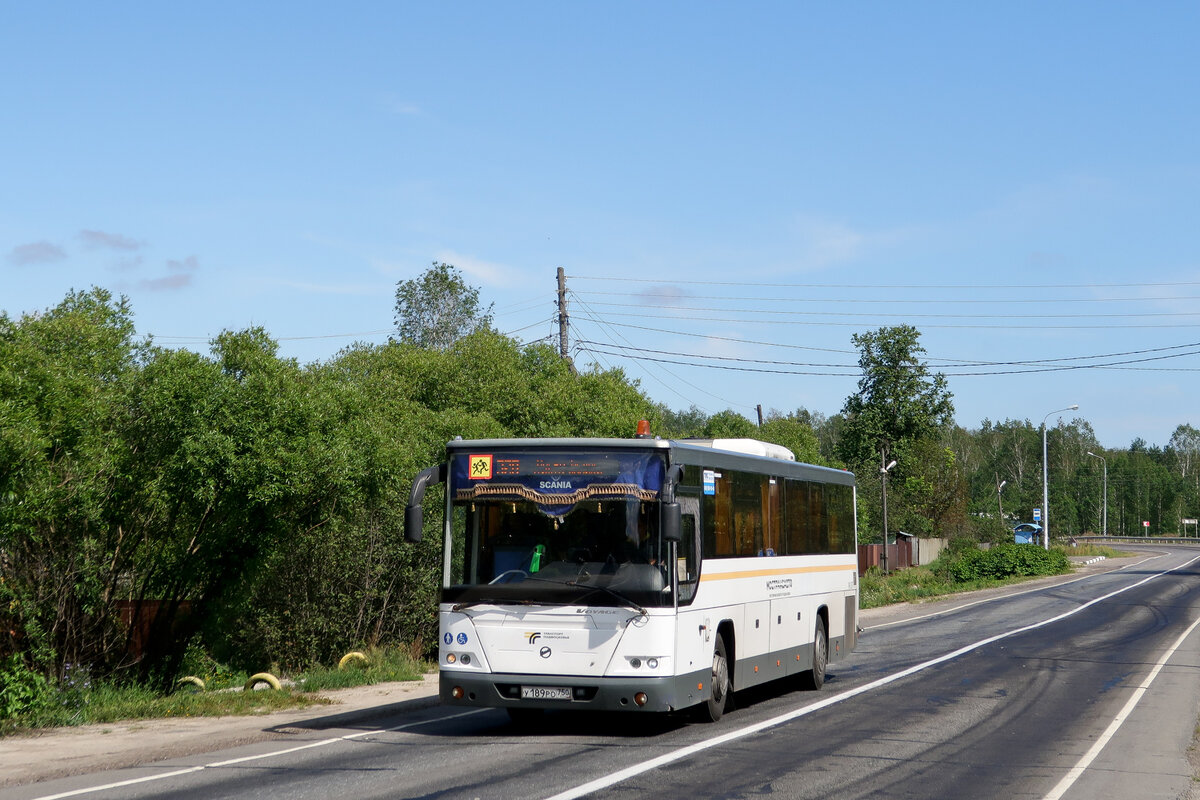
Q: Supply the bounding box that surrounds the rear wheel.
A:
[800,616,827,690]
[699,635,730,722]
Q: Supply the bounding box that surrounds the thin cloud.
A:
[785,215,924,272]
[7,241,67,265]
[113,255,145,271]
[792,218,866,268]
[380,92,423,116]
[140,274,193,291]
[79,229,143,251]
[167,255,199,272]
[434,250,522,288]
[635,284,691,306]
[275,279,390,296]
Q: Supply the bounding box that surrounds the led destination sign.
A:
[451,449,665,514]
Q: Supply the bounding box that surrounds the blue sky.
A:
[4,3,1198,449]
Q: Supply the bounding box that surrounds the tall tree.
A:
[837,325,954,467]
[393,261,495,351]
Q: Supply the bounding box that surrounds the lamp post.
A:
[880,452,897,575]
[997,479,1007,520]
[1086,451,1107,537]
[1042,404,1079,549]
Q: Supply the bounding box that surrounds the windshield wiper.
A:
[451,598,539,612]
[450,575,578,612]
[567,583,648,617]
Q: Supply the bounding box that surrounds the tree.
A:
[393,262,494,351]
[758,410,824,465]
[837,325,954,468]
[703,409,758,439]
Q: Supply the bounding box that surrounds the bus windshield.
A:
[444,448,673,608]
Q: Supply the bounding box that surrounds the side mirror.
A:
[404,504,423,543]
[661,501,681,543]
[403,463,446,545]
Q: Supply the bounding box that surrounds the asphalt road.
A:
[9,546,1200,800]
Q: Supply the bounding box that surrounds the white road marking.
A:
[865,553,1163,630]
[1040,611,1200,800]
[544,552,1200,800]
[28,708,488,800]
[29,551,1193,800]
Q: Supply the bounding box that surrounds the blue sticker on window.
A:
[703,469,716,496]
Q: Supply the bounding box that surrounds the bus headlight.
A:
[647,658,659,670]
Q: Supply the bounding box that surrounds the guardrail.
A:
[1072,535,1200,546]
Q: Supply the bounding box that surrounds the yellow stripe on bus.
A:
[698,564,856,582]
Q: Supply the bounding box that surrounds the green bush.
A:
[0,656,52,721]
[935,543,1069,583]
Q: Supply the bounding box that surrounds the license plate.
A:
[521,685,571,701]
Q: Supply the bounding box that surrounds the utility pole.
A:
[556,267,576,374]
[756,405,764,426]
[880,450,897,575]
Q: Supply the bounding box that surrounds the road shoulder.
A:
[0,674,440,789]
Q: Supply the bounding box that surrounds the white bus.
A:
[404,423,858,722]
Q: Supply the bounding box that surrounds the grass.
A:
[859,565,999,609]
[1059,543,1135,559]
[0,646,433,736]
[859,542,1131,610]
[296,646,429,692]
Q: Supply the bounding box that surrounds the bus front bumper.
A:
[439,670,709,713]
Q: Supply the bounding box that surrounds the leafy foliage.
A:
[934,543,1070,583]
[2,278,1197,704]
[393,262,494,351]
[838,325,953,466]
[0,654,52,720]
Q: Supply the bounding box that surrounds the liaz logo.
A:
[526,632,541,644]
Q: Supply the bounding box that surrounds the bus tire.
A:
[699,635,730,722]
[800,616,827,690]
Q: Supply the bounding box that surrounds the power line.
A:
[583,309,1200,330]
[568,275,1200,290]
[569,292,750,411]
[575,300,1200,321]
[588,319,1200,367]
[582,341,1200,377]
[573,290,1200,306]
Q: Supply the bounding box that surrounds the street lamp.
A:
[1086,451,1107,537]
[997,479,1007,520]
[1042,404,1079,550]
[880,453,897,574]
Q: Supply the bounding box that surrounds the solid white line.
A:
[1040,612,1200,800]
[28,708,487,800]
[865,554,1163,630]
[544,552,1200,800]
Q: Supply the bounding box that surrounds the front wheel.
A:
[800,616,827,690]
[699,635,730,722]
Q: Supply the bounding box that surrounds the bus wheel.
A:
[700,635,730,722]
[800,616,827,690]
